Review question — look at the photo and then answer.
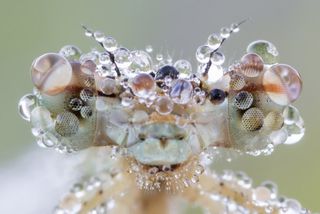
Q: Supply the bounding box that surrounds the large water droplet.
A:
[247,40,279,64]
[174,60,192,77]
[31,53,73,95]
[130,73,155,98]
[263,64,302,105]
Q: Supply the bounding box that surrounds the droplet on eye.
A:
[233,91,253,110]
[240,53,264,77]
[155,96,174,115]
[242,107,264,131]
[169,79,193,104]
[247,40,279,64]
[55,111,80,137]
[31,53,73,95]
[263,64,302,105]
[130,73,156,98]
[264,111,284,131]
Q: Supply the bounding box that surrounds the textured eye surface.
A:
[241,107,264,131]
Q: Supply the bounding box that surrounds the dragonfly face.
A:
[19,26,304,171]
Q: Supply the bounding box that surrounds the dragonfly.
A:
[18,21,307,213]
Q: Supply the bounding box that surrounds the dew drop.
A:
[211,52,225,65]
[155,96,174,115]
[114,48,132,68]
[130,73,156,98]
[207,33,222,50]
[220,27,230,38]
[196,45,212,63]
[93,31,105,43]
[18,94,37,121]
[97,77,116,95]
[59,45,82,61]
[174,60,192,77]
[130,50,152,72]
[145,45,153,53]
[31,53,73,95]
[102,37,118,52]
[169,79,193,104]
[247,40,279,64]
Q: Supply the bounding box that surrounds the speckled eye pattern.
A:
[18,22,307,213]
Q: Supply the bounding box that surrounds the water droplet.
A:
[269,128,288,145]
[93,31,105,43]
[261,181,278,200]
[233,91,253,110]
[211,52,225,65]
[283,105,301,125]
[247,40,279,64]
[155,65,179,87]
[240,53,264,77]
[145,45,153,53]
[264,111,284,131]
[196,45,212,63]
[97,77,116,95]
[120,91,135,107]
[69,98,83,111]
[220,27,230,38]
[130,73,155,98]
[130,50,152,72]
[102,36,118,52]
[114,48,132,68]
[263,64,302,105]
[155,96,174,115]
[30,106,54,132]
[156,54,163,61]
[18,94,37,121]
[174,60,192,77]
[284,120,305,145]
[99,52,111,65]
[230,23,240,33]
[59,45,82,61]
[170,79,193,104]
[55,112,80,137]
[31,53,73,95]
[41,132,59,148]
[207,33,222,50]
[252,186,272,206]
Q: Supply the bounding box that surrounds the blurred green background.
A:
[0,0,319,212]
